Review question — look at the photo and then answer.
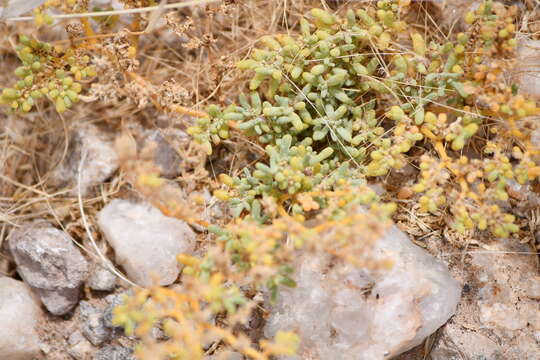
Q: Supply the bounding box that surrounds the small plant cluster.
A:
[0,0,151,114]
[189,0,540,237]
[0,35,94,113]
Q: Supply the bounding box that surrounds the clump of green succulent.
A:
[215,134,340,218]
[186,0,540,238]
[188,4,410,160]
[0,35,95,113]
[188,3,418,218]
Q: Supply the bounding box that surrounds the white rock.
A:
[517,39,540,99]
[264,224,461,360]
[0,0,46,19]
[9,222,89,315]
[0,277,42,360]
[88,263,117,292]
[49,124,118,196]
[98,200,196,286]
[90,0,123,9]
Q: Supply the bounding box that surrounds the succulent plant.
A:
[0,35,94,113]
[190,0,540,242]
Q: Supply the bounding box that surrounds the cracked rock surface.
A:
[264,223,461,360]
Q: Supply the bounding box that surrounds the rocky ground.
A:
[1,1,540,359]
[1,113,538,360]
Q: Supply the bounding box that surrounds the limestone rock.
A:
[431,237,540,359]
[49,123,118,196]
[0,277,42,360]
[98,199,196,286]
[88,263,117,292]
[67,331,94,360]
[430,323,504,360]
[79,301,111,346]
[9,222,89,315]
[517,39,540,99]
[103,292,128,330]
[93,345,134,360]
[264,224,461,359]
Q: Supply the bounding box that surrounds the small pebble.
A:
[88,263,117,292]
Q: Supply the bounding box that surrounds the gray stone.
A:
[430,324,504,360]
[88,263,117,292]
[506,179,540,216]
[98,200,196,286]
[79,301,111,346]
[93,345,134,360]
[9,222,89,315]
[264,222,461,359]
[151,325,168,341]
[0,277,42,360]
[49,123,118,196]
[103,292,130,330]
[140,130,183,179]
[67,331,93,360]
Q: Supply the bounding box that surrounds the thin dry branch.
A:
[3,0,220,22]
